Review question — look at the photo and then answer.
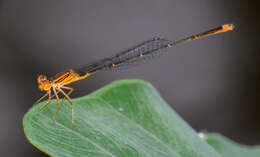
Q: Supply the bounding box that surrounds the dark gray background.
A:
[0,0,259,156]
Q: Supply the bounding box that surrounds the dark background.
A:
[0,0,259,156]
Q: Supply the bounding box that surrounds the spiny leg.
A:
[38,90,51,112]
[58,87,75,125]
[38,90,61,112]
[33,92,49,106]
[52,87,62,122]
[60,86,74,104]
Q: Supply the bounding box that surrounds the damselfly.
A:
[35,24,234,125]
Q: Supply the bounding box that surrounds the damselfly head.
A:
[37,74,52,91]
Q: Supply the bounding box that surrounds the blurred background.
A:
[0,0,259,156]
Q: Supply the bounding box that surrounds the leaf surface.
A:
[23,79,223,157]
[204,133,260,157]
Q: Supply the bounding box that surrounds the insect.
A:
[35,24,234,125]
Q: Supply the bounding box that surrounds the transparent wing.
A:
[75,37,173,75]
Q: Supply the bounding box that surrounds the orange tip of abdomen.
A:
[222,24,235,32]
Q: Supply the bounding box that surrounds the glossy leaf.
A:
[203,133,260,157]
[23,79,224,157]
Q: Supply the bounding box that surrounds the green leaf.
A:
[23,79,222,157]
[202,133,260,157]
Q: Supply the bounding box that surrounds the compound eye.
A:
[40,75,46,81]
[37,75,47,83]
